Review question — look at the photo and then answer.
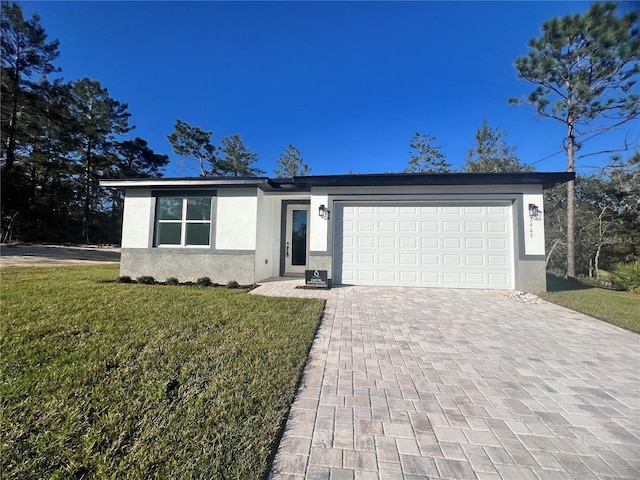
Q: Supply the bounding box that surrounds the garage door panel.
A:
[400,253,417,264]
[465,221,483,232]
[379,221,395,232]
[488,221,507,233]
[489,273,509,287]
[466,273,486,285]
[422,237,439,248]
[443,254,461,266]
[337,202,513,289]
[443,237,461,249]
[465,255,484,266]
[488,255,507,266]
[421,221,439,232]
[487,238,507,249]
[379,271,396,282]
[379,237,396,248]
[400,271,418,283]
[443,221,461,232]
[357,252,375,263]
[465,206,483,215]
[358,237,375,248]
[487,206,507,214]
[443,272,462,284]
[421,271,439,283]
[420,206,438,214]
[358,221,375,231]
[400,237,417,248]
[465,238,484,249]
[400,221,417,232]
[421,254,439,265]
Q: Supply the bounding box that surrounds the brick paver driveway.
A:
[252,281,640,480]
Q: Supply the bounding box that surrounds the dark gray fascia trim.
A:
[292,172,575,189]
[101,177,274,191]
[102,172,575,192]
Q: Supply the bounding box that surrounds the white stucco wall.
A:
[121,189,152,248]
[255,190,279,281]
[522,190,545,255]
[310,192,329,252]
[215,189,258,250]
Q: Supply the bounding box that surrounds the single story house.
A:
[101,172,573,292]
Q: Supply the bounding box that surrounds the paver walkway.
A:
[252,280,640,480]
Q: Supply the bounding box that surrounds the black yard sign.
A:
[305,270,330,289]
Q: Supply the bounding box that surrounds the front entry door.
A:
[285,204,310,274]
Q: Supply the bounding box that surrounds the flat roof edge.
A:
[100,172,575,191]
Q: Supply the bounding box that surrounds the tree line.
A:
[0,2,311,243]
[1,1,638,281]
[1,2,168,243]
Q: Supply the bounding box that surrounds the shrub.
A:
[196,277,212,287]
[165,277,179,286]
[227,280,239,289]
[613,261,640,292]
[136,276,155,285]
[118,276,133,284]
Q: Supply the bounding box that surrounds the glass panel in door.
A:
[291,209,308,266]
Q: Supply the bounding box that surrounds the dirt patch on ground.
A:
[0,244,120,267]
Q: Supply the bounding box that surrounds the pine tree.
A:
[68,78,133,242]
[1,1,60,169]
[464,118,533,173]
[274,144,310,177]
[404,133,450,173]
[166,119,216,176]
[216,134,264,177]
[511,2,639,278]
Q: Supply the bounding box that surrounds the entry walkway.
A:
[251,280,640,480]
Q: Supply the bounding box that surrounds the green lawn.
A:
[1,265,324,479]
[538,274,640,333]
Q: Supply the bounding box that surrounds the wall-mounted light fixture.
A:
[319,204,330,220]
[528,203,541,220]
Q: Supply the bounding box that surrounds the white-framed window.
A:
[156,197,212,247]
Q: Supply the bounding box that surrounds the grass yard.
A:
[538,274,640,333]
[1,265,325,479]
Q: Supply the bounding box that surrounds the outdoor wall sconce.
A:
[319,204,330,220]
[528,203,541,220]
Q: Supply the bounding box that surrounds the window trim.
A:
[155,196,213,248]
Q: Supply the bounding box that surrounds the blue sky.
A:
[21,1,639,177]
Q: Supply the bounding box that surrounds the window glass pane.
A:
[158,198,183,220]
[157,223,182,245]
[186,197,211,220]
[291,209,307,266]
[186,223,210,246]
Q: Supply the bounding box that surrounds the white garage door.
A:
[335,202,513,289]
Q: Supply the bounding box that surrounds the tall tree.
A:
[404,133,450,173]
[511,2,639,278]
[166,119,217,176]
[1,1,60,169]
[274,144,310,177]
[464,118,533,173]
[115,137,169,179]
[216,134,264,176]
[68,78,133,242]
